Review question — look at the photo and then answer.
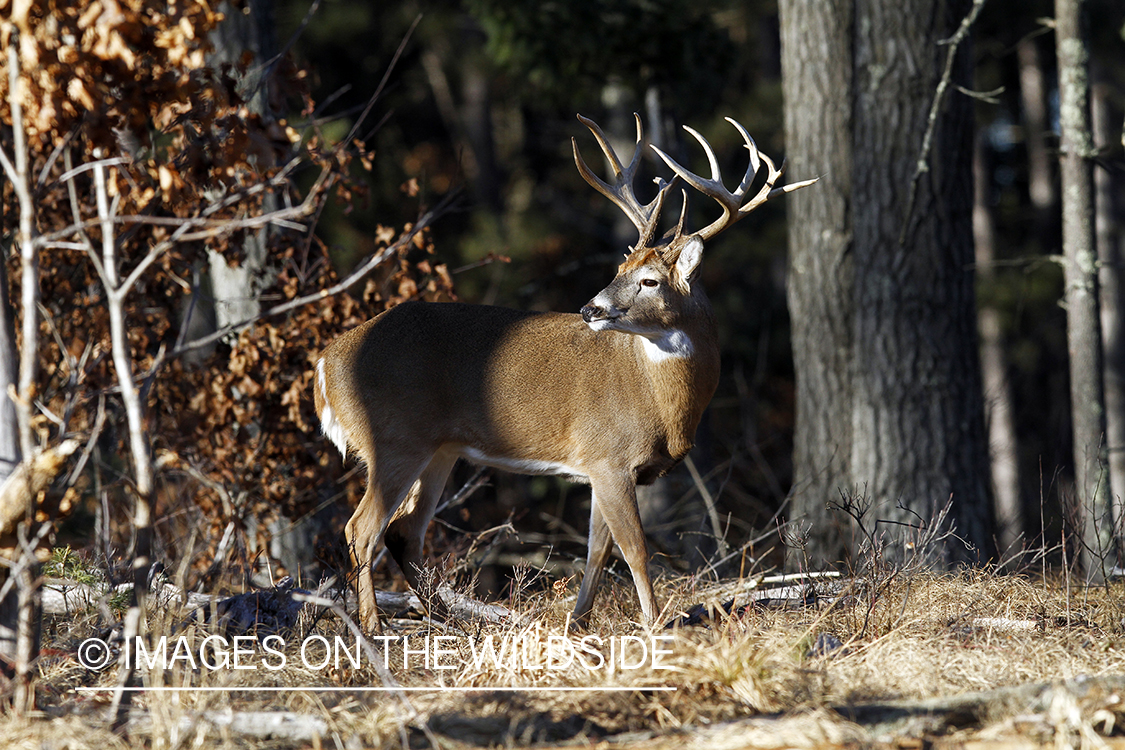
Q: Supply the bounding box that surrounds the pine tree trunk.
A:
[1017,37,1056,214]
[850,0,993,564]
[1055,0,1113,581]
[778,0,855,569]
[974,135,1023,555]
[1095,79,1125,560]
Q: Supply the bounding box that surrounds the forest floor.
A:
[5,565,1125,749]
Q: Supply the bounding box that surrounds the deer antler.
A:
[573,114,679,253]
[650,117,818,243]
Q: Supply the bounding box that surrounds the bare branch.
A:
[93,159,120,286]
[61,149,110,288]
[92,159,154,606]
[38,157,310,250]
[0,141,17,190]
[899,0,988,245]
[6,27,39,469]
[38,241,88,251]
[683,453,729,559]
[164,190,458,361]
[0,35,25,194]
[250,0,323,100]
[36,125,76,187]
[57,155,130,184]
[344,14,421,148]
[118,184,321,297]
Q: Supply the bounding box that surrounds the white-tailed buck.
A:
[314,114,814,630]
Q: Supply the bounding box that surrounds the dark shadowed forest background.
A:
[267,0,1125,584]
[0,0,1124,632]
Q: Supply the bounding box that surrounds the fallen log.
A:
[42,577,512,628]
[832,673,1125,737]
[127,708,329,742]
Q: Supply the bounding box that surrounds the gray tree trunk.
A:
[201,1,300,578]
[974,135,1023,555]
[421,39,503,218]
[778,0,855,570]
[1017,37,1057,214]
[205,0,278,333]
[0,230,23,693]
[1055,0,1113,581]
[849,0,993,565]
[0,257,20,480]
[781,0,993,568]
[0,34,38,709]
[1095,79,1125,560]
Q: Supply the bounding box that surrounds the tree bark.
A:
[0,191,22,686]
[205,0,279,333]
[1017,37,1057,214]
[0,31,38,713]
[974,134,1023,555]
[0,259,19,481]
[778,0,855,569]
[1055,0,1113,581]
[1094,78,1125,561]
[849,0,993,564]
[781,0,994,568]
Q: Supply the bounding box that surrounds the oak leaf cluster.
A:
[0,0,455,581]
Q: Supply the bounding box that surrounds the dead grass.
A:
[5,567,1125,748]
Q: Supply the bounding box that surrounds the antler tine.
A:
[651,131,737,242]
[573,113,669,250]
[765,159,819,200]
[725,117,761,195]
[673,189,689,239]
[650,117,818,242]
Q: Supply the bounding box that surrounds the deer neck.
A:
[632,297,720,457]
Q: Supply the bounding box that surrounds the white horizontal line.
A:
[76,686,676,693]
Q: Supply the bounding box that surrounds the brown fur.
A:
[315,247,720,631]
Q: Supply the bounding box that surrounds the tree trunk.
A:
[0,256,19,482]
[1095,78,1125,560]
[0,32,38,712]
[421,36,503,218]
[1055,0,1113,581]
[0,248,21,681]
[1017,37,1057,215]
[850,0,993,564]
[974,134,1023,555]
[205,0,278,333]
[778,0,855,570]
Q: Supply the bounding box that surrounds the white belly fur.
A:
[457,446,589,483]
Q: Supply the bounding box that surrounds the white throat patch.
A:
[641,329,693,362]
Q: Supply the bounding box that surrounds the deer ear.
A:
[672,235,704,290]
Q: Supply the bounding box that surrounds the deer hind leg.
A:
[572,497,614,630]
[346,450,435,632]
[584,474,658,625]
[383,448,458,618]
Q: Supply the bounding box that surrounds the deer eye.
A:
[640,278,659,288]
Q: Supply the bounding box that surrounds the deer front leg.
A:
[585,474,658,625]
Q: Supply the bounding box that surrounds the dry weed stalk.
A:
[11,532,1125,748]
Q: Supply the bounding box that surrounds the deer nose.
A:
[581,303,604,323]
